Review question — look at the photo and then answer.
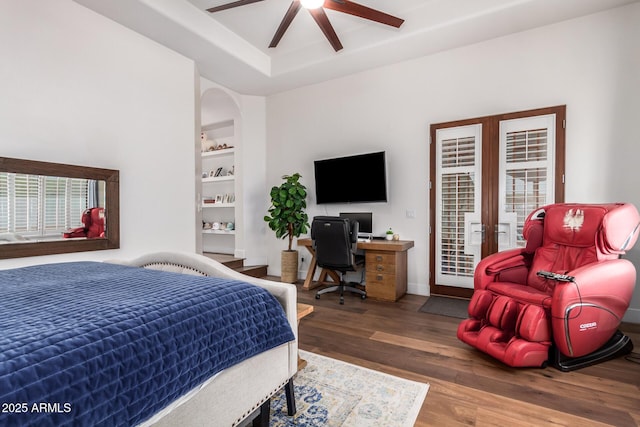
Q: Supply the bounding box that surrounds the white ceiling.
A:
[74,0,638,95]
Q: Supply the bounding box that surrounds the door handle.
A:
[472,224,486,243]
[495,223,509,244]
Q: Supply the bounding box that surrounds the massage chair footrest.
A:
[551,330,633,372]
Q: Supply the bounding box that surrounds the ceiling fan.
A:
[206,0,404,52]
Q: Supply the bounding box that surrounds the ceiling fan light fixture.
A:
[208,0,404,52]
[300,0,324,10]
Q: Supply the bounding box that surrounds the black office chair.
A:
[312,216,366,305]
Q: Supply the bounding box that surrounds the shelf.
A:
[202,229,236,235]
[200,118,236,255]
[202,120,233,131]
[202,203,235,208]
[202,148,235,158]
[203,175,234,183]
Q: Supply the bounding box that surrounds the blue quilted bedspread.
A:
[0,262,295,426]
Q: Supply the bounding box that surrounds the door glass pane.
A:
[499,116,555,250]
[435,124,482,289]
[505,168,547,246]
[440,172,475,277]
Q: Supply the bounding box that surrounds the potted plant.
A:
[386,227,394,240]
[264,173,310,283]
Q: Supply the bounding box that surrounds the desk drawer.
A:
[365,251,396,275]
[365,271,396,301]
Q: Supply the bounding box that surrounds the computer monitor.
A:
[339,212,373,235]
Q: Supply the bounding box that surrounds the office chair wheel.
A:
[315,294,320,299]
[340,297,344,305]
[361,294,366,300]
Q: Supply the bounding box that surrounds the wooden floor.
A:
[293,285,640,426]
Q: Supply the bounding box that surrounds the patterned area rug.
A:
[270,351,429,426]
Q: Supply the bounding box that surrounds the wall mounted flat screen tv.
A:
[314,151,387,204]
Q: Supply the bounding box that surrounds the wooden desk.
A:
[297,238,414,302]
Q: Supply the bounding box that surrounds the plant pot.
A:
[281,250,299,283]
[385,234,393,240]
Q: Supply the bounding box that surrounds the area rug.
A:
[270,351,429,426]
[418,295,469,319]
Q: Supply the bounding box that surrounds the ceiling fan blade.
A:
[307,8,343,52]
[207,0,264,13]
[269,1,302,48]
[309,8,343,51]
[325,0,404,28]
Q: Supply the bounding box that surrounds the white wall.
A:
[0,0,198,268]
[266,4,640,321]
[238,95,268,266]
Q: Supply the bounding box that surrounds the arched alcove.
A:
[199,87,242,257]
[201,88,240,127]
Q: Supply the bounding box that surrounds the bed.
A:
[0,251,298,426]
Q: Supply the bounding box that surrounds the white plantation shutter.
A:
[499,116,555,250]
[0,173,89,237]
[13,174,40,233]
[505,129,548,161]
[44,176,66,232]
[436,125,482,288]
[0,173,8,232]
[440,173,476,276]
[68,178,89,228]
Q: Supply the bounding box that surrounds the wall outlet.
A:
[406,209,416,219]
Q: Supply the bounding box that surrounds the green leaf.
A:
[264,173,309,240]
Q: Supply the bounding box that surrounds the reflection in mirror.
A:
[0,175,106,243]
[0,157,119,259]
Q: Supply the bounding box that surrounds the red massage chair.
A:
[457,203,640,371]
[63,207,105,238]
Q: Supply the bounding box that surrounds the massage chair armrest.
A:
[474,248,528,290]
[550,259,636,357]
[63,227,87,238]
[551,259,636,319]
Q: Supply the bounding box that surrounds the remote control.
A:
[553,274,575,282]
[536,271,575,282]
[536,271,555,279]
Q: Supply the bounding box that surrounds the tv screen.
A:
[314,151,387,204]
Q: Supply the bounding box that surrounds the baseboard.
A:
[623,307,640,324]
[295,268,322,282]
[407,281,428,297]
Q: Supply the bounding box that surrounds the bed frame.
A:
[110,251,298,427]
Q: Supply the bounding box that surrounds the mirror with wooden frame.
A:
[0,157,119,259]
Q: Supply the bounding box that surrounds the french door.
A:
[430,106,566,297]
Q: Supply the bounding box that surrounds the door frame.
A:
[429,105,566,298]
